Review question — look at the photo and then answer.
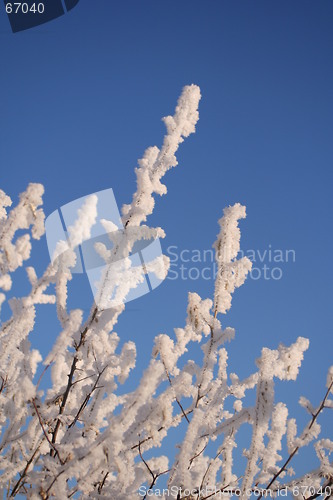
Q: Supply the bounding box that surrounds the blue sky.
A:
[1,0,333,483]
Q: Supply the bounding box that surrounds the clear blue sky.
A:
[1,0,332,481]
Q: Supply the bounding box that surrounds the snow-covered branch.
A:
[0,86,332,499]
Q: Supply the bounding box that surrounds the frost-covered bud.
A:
[326,366,333,390]
[234,400,243,412]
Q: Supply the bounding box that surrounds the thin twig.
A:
[35,363,51,392]
[131,407,194,451]
[138,440,170,499]
[0,374,8,394]
[32,398,64,464]
[98,472,109,494]
[68,365,107,429]
[10,441,44,497]
[45,470,65,496]
[189,442,208,467]
[162,358,190,423]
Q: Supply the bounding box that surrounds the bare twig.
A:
[10,441,44,497]
[189,442,208,467]
[45,470,65,497]
[98,472,109,494]
[138,440,170,499]
[68,365,107,429]
[32,398,64,464]
[162,358,190,423]
[0,374,8,394]
[35,363,51,392]
[131,406,194,451]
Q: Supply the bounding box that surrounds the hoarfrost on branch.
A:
[0,85,332,499]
